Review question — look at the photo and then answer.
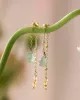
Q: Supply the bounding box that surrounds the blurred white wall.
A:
[0,0,80,100]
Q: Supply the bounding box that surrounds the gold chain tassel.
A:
[32,36,38,89]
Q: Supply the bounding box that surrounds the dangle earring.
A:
[39,24,49,90]
[32,22,39,89]
[27,22,39,89]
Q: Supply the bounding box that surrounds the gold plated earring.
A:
[32,22,39,89]
[39,24,49,90]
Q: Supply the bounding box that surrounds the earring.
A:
[39,24,49,90]
[27,22,39,89]
[32,22,39,89]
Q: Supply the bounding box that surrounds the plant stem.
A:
[0,9,80,76]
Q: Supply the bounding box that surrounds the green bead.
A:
[27,52,35,63]
[39,55,47,67]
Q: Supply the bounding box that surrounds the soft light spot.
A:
[77,47,80,52]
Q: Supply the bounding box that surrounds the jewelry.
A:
[39,24,49,90]
[32,22,39,89]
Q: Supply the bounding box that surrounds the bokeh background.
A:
[0,0,80,100]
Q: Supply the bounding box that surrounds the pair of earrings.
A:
[27,23,49,90]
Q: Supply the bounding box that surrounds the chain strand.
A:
[43,24,49,90]
[32,36,38,89]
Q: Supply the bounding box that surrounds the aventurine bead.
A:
[27,52,35,63]
[39,55,47,67]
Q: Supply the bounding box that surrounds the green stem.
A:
[0,9,80,75]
